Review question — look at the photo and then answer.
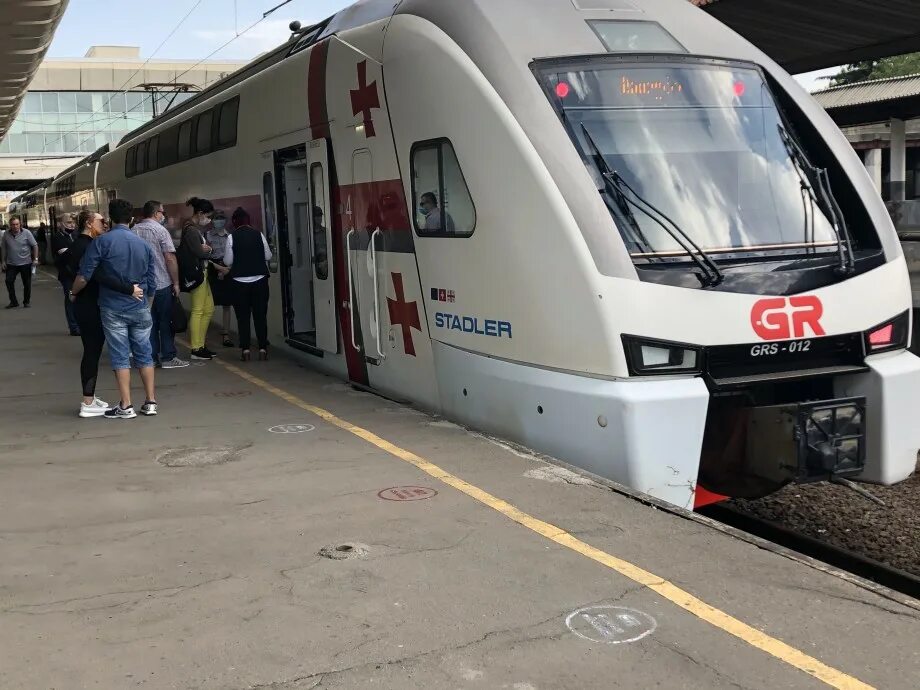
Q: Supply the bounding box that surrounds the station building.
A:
[0,46,246,194]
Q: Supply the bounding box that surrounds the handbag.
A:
[170,296,188,334]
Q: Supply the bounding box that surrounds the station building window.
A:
[410,139,476,237]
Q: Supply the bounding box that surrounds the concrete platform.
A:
[2,271,919,690]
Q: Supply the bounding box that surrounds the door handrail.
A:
[345,228,360,353]
[370,227,386,360]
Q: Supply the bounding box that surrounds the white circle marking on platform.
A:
[268,423,315,434]
[565,606,657,645]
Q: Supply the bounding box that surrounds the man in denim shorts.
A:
[72,198,158,419]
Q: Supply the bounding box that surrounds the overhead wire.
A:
[40,0,206,153]
[42,0,301,159]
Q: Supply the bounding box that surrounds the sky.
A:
[47,0,842,92]
[47,0,352,62]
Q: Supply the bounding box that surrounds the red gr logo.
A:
[751,296,825,341]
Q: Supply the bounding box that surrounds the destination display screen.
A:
[544,64,762,109]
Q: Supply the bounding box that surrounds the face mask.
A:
[418,205,431,217]
[212,220,226,231]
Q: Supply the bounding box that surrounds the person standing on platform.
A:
[224,207,272,361]
[67,210,142,418]
[206,210,235,348]
[132,201,189,369]
[1,216,38,309]
[51,213,80,335]
[72,198,158,419]
[180,197,216,360]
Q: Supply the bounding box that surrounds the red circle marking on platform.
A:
[378,486,438,501]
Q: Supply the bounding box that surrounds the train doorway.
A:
[274,141,337,353]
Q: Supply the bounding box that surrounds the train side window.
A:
[136,140,148,174]
[411,139,475,237]
[160,126,179,166]
[309,163,328,280]
[177,120,192,161]
[195,110,213,155]
[217,97,239,148]
[147,135,159,171]
[125,146,137,177]
[262,171,277,251]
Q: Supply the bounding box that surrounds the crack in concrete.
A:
[652,639,756,690]
[780,582,920,620]
[244,592,642,689]
[3,574,233,616]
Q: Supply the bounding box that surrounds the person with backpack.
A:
[178,197,216,361]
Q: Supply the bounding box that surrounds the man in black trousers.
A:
[1,217,39,308]
[51,213,80,334]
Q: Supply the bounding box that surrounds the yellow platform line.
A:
[215,358,872,690]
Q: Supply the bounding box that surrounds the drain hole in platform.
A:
[319,542,369,560]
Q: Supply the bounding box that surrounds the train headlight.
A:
[863,311,909,355]
[622,335,703,376]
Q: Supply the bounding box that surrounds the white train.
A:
[13,0,920,509]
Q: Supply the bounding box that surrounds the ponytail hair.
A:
[186,196,214,215]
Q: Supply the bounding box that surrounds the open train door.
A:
[306,138,337,353]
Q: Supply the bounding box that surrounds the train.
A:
[9,0,920,510]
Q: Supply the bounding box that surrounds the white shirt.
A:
[223,232,272,283]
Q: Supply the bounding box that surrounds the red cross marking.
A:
[387,272,421,357]
[350,60,380,138]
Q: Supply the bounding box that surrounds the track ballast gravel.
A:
[731,470,920,577]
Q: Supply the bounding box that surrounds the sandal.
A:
[222,334,234,348]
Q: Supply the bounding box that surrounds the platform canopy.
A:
[0,0,69,142]
[813,74,920,127]
[691,0,920,74]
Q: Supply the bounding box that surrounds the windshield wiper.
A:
[777,124,855,275]
[580,123,724,287]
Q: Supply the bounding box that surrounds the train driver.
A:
[419,192,456,234]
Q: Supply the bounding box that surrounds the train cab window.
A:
[147,135,159,171]
[410,139,475,237]
[195,110,214,154]
[136,141,148,174]
[125,146,137,177]
[177,120,192,161]
[588,20,686,53]
[217,97,239,147]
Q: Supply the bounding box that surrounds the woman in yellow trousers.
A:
[181,197,216,360]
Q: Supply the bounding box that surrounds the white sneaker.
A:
[161,357,190,369]
[79,397,110,418]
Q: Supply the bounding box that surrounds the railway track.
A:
[699,504,920,601]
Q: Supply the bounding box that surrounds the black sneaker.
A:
[190,348,214,360]
[5,303,18,309]
[22,303,30,308]
[140,401,158,416]
[104,404,137,420]
[202,347,218,358]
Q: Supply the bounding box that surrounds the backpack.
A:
[176,228,204,292]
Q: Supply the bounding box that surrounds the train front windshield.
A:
[539,60,840,258]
